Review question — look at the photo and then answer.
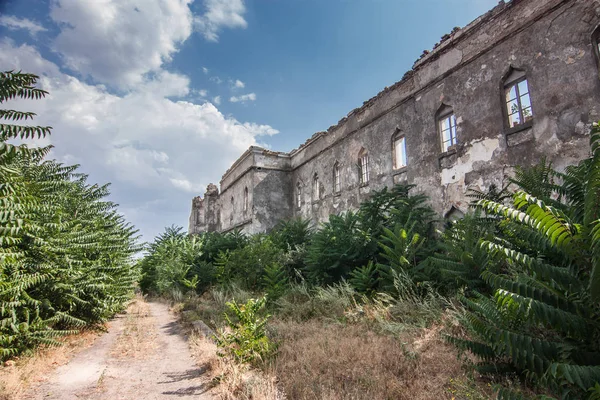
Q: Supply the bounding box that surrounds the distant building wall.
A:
[190,0,600,235]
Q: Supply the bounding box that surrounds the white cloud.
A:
[213,95,221,105]
[0,15,47,36]
[49,0,194,89]
[202,66,209,74]
[2,39,278,240]
[230,93,256,103]
[232,79,245,89]
[210,76,223,84]
[194,0,247,42]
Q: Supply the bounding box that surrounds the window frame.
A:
[592,25,600,78]
[501,67,534,135]
[313,173,320,201]
[333,162,341,193]
[392,132,407,170]
[358,149,369,185]
[296,182,302,208]
[438,110,458,153]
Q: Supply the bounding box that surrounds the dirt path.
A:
[26,300,213,399]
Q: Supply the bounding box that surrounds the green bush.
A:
[214,234,284,291]
[0,71,139,359]
[216,296,274,365]
[448,126,600,399]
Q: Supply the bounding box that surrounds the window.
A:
[313,173,320,200]
[358,148,369,185]
[296,182,302,208]
[593,26,600,76]
[333,162,341,193]
[243,187,248,213]
[437,104,457,153]
[503,68,533,129]
[230,196,234,223]
[392,132,407,169]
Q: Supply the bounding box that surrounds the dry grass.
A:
[0,329,101,400]
[111,296,158,359]
[189,332,282,400]
[269,318,492,400]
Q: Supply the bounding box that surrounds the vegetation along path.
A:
[26,299,212,400]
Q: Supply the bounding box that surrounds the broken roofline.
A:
[216,0,549,187]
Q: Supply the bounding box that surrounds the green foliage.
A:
[216,296,274,365]
[215,234,284,291]
[428,211,497,292]
[0,71,139,359]
[448,126,600,399]
[138,226,203,296]
[348,261,379,295]
[269,218,312,251]
[262,263,288,301]
[305,211,370,284]
[377,224,426,290]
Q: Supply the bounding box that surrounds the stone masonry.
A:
[189,0,600,235]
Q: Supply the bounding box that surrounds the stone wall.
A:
[190,0,600,235]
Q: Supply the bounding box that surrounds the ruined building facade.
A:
[189,0,600,235]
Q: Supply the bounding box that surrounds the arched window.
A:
[436,104,457,153]
[593,25,600,77]
[313,173,320,200]
[333,162,341,193]
[358,148,369,185]
[230,196,234,223]
[296,182,302,208]
[502,67,533,130]
[243,187,248,213]
[392,129,407,169]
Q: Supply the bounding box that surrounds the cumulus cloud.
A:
[0,15,47,36]
[213,95,221,105]
[194,0,247,42]
[2,39,278,240]
[230,93,256,103]
[49,0,194,89]
[231,79,245,89]
[202,66,209,74]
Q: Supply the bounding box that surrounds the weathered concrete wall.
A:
[190,0,600,235]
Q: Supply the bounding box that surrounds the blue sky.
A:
[0,0,498,242]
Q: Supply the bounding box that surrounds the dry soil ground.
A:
[24,300,213,400]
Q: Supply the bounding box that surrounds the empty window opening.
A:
[437,105,457,153]
[504,69,533,129]
[296,182,302,208]
[593,26,600,77]
[333,162,341,193]
[313,173,320,200]
[243,187,248,213]
[393,133,407,169]
[358,148,369,185]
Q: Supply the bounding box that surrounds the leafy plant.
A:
[216,296,274,365]
[448,124,600,399]
[262,263,288,301]
[349,261,379,295]
[0,71,139,359]
[305,211,370,284]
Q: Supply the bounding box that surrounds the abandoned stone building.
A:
[189,0,600,235]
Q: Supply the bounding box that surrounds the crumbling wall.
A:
[190,0,600,234]
[291,0,600,222]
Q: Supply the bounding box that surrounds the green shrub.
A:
[305,211,371,284]
[214,234,284,291]
[448,125,600,399]
[216,296,274,365]
[0,71,139,359]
